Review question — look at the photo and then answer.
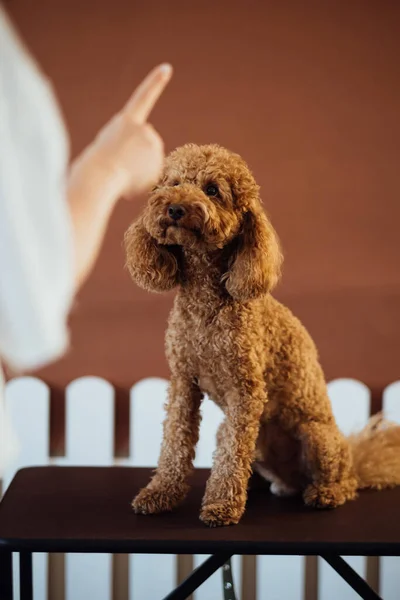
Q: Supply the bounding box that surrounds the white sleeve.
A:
[0,8,74,372]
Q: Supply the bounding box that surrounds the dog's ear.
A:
[124,217,180,293]
[223,207,282,301]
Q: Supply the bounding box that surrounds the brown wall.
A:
[7,0,400,396]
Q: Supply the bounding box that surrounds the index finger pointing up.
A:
[124,64,173,124]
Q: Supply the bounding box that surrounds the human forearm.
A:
[67,158,119,290]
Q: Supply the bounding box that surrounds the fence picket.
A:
[194,395,223,468]
[129,378,176,599]
[4,377,49,600]
[257,556,305,600]
[319,379,371,600]
[64,377,114,600]
[380,381,400,600]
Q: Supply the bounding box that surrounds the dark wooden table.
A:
[0,467,399,600]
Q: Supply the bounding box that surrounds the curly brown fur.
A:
[125,143,400,526]
[348,414,400,490]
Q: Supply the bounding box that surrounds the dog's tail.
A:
[348,413,400,490]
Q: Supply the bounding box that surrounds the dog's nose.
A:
[168,204,186,221]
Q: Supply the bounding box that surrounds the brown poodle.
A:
[124,143,400,527]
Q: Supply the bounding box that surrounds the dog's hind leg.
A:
[298,418,358,508]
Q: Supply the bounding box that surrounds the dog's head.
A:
[125,144,283,300]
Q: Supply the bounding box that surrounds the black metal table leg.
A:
[0,549,13,600]
[222,558,237,600]
[19,552,33,600]
[322,555,382,600]
[162,554,233,600]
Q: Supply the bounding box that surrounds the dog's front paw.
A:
[303,481,357,509]
[132,483,188,515]
[200,500,244,527]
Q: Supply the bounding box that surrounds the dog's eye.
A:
[205,184,219,197]
[171,181,180,187]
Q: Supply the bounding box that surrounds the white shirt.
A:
[0,6,74,471]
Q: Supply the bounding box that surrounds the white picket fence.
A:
[2,377,400,600]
